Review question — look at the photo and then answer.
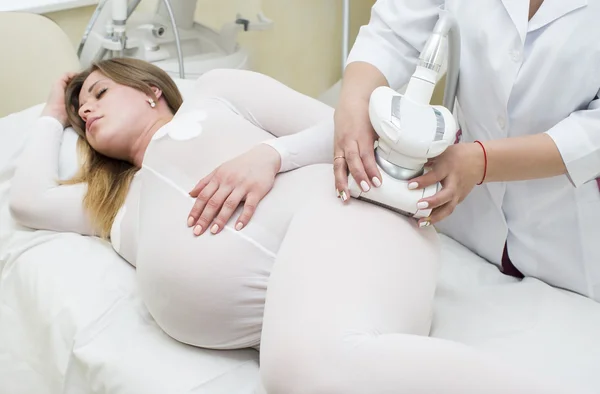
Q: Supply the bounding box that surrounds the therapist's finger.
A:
[188,180,219,229]
[360,143,382,188]
[417,185,454,211]
[194,185,234,236]
[345,142,371,193]
[408,167,445,190]
[419,199,458,227]
[333,154,349,202]
[210,188,245,234]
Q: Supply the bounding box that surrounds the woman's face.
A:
[78,70,155,159]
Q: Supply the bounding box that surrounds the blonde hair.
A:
[63,58,183,239]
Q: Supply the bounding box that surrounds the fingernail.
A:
[336,189,341,198]
[408,182,418,190]
[419,220,431,228]
[193,225,202,236]
[210,224,219,234]
[235,222,243,231]
[372,177,381,187]
[417,201,429,209]
[340,190,348,202]
[360,180,370,192]
[187,216,194,227]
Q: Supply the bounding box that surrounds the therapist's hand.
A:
[408,142,486,227]
[333,100,382,200]
[187,144,281,236]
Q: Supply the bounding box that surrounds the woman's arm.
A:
[9,116,97,236]
[190,68,334,137]
[186,69,339,233]
[188,68,337,173]
[261,118,334,173]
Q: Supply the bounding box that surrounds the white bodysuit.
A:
[9,70,583,393]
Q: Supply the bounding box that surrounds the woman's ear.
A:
[150,86,163,101]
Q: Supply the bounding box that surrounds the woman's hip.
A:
[135,162,441,348]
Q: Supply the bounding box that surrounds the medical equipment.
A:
[77,0,273,80]
[347,8,460,219]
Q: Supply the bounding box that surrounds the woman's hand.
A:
[40,72,78,127]
[408,142,485,227]
[187,143,281,235]
[333,99,382,200]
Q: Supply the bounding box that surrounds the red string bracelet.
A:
[473,140,487,185]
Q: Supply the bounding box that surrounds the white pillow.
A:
[0,103,45,179]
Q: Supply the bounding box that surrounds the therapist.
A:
[334,0,600,301]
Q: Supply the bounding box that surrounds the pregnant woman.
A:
[9,58,576,393]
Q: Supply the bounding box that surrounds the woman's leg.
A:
[259,167,577,394]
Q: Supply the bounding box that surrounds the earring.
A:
[148,98,156,108]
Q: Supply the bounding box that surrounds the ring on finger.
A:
[333,155,345,161]
[419,219,431,228]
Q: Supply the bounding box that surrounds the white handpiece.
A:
[347,9,461,219]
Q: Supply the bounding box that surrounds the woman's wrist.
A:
[257,143,282,174]
[40,105,67,128]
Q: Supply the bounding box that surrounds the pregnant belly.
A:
[133,164,279,348]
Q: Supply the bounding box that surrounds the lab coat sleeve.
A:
[346,0,445,91]
[262,118,334,173]
[545,90,600,187]
[8,116,97,236]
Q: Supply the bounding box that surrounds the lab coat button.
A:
[510,49,522,62]
[497,116,506,129]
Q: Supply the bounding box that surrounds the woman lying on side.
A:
[9,58,577,393]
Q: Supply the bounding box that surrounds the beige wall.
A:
[42,0,376,98]
[42,5,98,50]
[194,0,376,98]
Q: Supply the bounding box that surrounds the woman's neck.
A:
[129,115,173,168]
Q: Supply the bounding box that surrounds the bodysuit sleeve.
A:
[189,69,336,173]
[9,116,97,236]
[261,119,334,173]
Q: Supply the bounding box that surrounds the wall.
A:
[42,5,98,49]
[194,0,377,98]
[42,0,376,98]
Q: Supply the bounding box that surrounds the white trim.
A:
[142,163,277,259]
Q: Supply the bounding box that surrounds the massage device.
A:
[347,9,461,218]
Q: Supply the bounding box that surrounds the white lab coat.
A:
[347,0,600,301]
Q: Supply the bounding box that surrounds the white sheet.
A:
[1,79,599,394]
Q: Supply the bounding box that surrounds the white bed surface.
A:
[1,80,599,394]
[0,231,260,394]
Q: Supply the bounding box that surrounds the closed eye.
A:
[96,87,107,99]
